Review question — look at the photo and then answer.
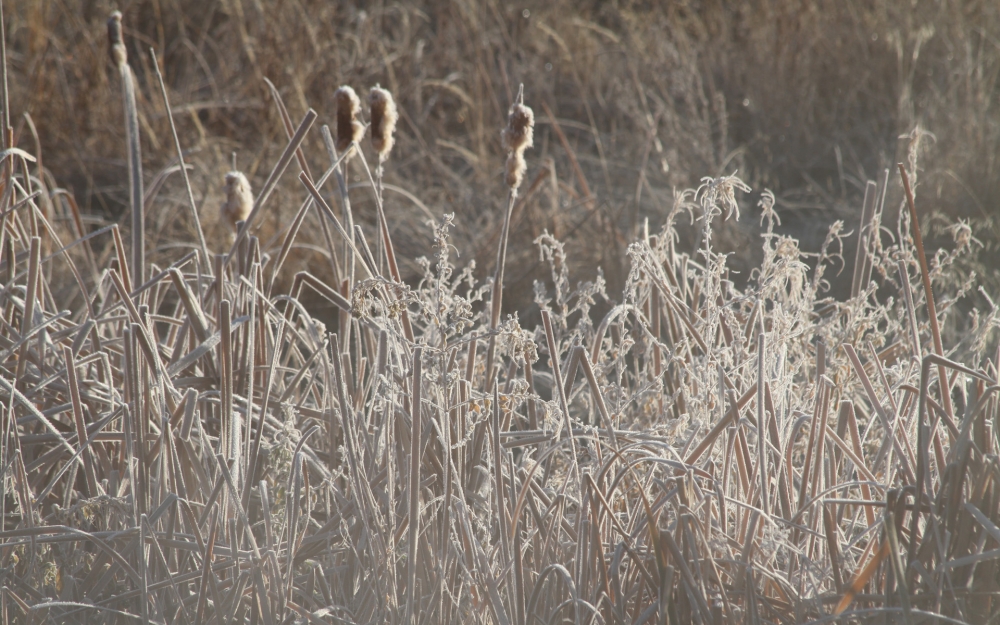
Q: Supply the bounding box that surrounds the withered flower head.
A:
[505,152,527,189]
[500,85,534,190]
[501,104,534,155]
[369,86,398,162]
[334,86,365,157]
[221,171,254,232]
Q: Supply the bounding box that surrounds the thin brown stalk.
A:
[405,347,423,625]
[850,180,877,299]
[541,310,580,488]
[149,48,209,265]
[119,52,144,289]
[354,148,414,343]
[898,164,953,423]
[484,190,517,387]
[897,259,922,361]
[756,333,769,517]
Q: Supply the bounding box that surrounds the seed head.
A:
[501,103,534,155]
[505,152,527,190]
[334,86,365,156]
[221,171,254,232]
[500,85,534,190]
[107,11,127,68]
[369,86,398,162]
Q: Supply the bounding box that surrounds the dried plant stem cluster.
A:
[0,11,997,625]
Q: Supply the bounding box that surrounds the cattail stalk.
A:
[318,126,356,295]
[354,139,415,343]
[109,11,145,289]
[485,85,534,386]
[405,347,423,625]
[149,48,209,265]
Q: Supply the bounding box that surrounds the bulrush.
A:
[107,11,127,68]
[501,85,534,190]
[369,86,398,163]
[484,85,535,385]
[220,171,253,232]
[334,86,365,157]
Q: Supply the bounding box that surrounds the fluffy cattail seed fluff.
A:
[501,103,534,155]
[368,86,398,162]
[500,85,534,190]
[505,152,527,190]
[107,11,127,68]
[334,86,365,156]
[221,171,254,232]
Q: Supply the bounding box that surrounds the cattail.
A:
[221,171,253,232]
[501,103,534,155]
[334,86,365,157]
[368,86,398,162]
[107,11,127,69]
[501,85,534,190]
[505,152,527,189]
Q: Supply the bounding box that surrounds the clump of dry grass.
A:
[10,0,1000,315]
[0,6,999,625]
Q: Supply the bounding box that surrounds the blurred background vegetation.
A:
[5,0,999,316]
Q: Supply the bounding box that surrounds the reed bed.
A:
[0,12,998,625]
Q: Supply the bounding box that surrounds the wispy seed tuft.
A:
[334,86,365,157]
[505,152,527,190]
[369,86,398,162]
[501,85,534,190]
[501,104,534,155]
[221,171,253,232]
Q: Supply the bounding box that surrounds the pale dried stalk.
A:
[404,347,423,625]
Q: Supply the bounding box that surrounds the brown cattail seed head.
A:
[501,103,534,155]
[221,171,254,232]
[368,86,398,162]
[334,86,365,156]
[107,11,127,68]
[500,88,534,190]
[505,152,527,189]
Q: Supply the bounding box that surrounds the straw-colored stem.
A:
[404,347,423,625]
[484,190,517,387]
[121,63,144,289]
[149,49,209,265]
[899,164,953,424]
[356,147,414,343]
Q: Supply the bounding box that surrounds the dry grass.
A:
[0,2,999,624]
[6,1,1000,309]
